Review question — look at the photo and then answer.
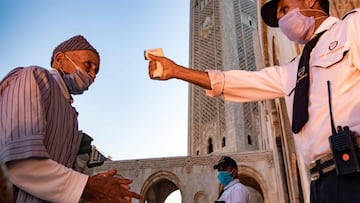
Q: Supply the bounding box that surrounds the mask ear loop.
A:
[309,0,327,15]
[314,15,328,21]
[58,66,65,76]
[64,54,80,70]
[300,8,329,17]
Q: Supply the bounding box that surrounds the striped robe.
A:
[0,66,82,202]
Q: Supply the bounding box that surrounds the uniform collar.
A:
[224,179,240,190]
[314,16,339,35]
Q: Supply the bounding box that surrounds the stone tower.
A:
[189,0,261,156]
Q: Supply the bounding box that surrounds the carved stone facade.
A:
[87,152,274,203]
[84,1,360,203]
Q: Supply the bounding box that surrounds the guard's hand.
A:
[148,54,178,80]
[82,169,143,203]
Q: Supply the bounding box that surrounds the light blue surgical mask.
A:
[62,55,94,95]
[217,171,233,186]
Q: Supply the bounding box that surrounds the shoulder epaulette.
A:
[342,8,360,20]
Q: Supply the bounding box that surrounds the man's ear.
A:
[305,0,317,8]
[232,169,238,178]
[52,52,65,69]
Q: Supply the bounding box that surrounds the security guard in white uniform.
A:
[147,0,360,202]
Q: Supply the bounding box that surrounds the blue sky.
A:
[0,0,190,161]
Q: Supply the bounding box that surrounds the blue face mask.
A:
[62,55,94,95]
[217,171,233,186]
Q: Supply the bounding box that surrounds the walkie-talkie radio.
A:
[327,81,360,176]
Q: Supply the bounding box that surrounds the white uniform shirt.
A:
[206,10,360,165]
[217,179,251,203]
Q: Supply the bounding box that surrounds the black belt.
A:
[310,154,336,180]
[310,137,360,180]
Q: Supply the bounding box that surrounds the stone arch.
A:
[194,191,210,203]
[237,165,266,202]
[202,123,217,154]
[140,170,182,203]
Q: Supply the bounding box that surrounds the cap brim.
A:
[261,0,279,27]
[213,163,225,169]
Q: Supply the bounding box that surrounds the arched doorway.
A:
[239,174,264,202]
[141,171,182,203]
[238,166,266,203]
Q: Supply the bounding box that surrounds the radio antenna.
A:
[327,80,337,134]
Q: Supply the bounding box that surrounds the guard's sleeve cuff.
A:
[205,69,225,97]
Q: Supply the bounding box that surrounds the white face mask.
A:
[279,8,316,44]
[62,55,94,95]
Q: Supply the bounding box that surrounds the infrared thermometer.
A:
[144,48,164,79]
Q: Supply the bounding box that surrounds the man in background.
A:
[213,156,251,203]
